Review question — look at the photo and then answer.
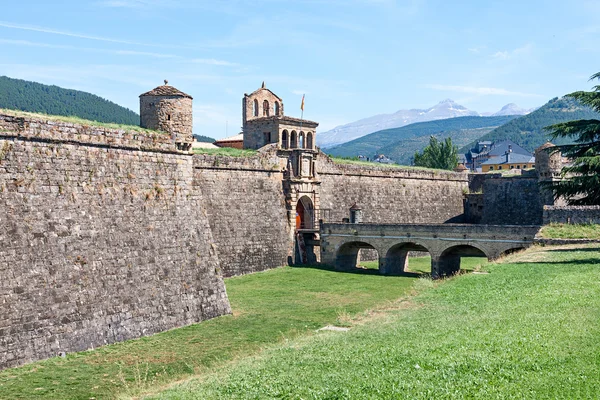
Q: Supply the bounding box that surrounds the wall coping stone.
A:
[0,113,180,154]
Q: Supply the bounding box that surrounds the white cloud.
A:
[0,38,185,59]
[191,58,239,67]
[492,51,510,60]
[425,84,543,98]
[96,0,174,8]
[115,50,180,59]
[468,46,487,54]
[491,43,533,60]
[0,21,157,47]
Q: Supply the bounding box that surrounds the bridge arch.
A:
[382,242,432,275]
[335,241,380,272]
[433,244,488,278]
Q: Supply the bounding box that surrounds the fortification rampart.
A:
[0,115,231,370]
[465,172,546,226]
[317,157,469,224]
[0,114,176,153]
[543,205,600,224]
[193,152,292,277]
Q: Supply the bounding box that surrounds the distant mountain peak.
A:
[318,99,478,148]
[492,103,530,117]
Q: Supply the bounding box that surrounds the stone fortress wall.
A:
[192,152,293,277]
[543,205,600,224]
[317,158,469,224]
[0,114,231,369]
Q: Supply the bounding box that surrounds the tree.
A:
[544,72,600,205]
[413,136,458,170]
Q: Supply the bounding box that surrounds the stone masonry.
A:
[0,114,231,369]
[317,157,469,224]
[140,83,193,151]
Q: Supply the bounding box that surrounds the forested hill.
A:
[325,115,519,165]
[459,96,600,153]
[0,76,139,125]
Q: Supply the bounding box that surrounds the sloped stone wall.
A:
[0,115,230,370]
[543,205,600,224]
[479,176,543,225]
[193,153,292,277]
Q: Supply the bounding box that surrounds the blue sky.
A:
[1,0,599,138]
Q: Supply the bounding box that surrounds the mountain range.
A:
[459,96,600,153]
[325,115,519,165]
[318,99,534,148]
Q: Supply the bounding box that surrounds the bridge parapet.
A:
[320,223,540,278]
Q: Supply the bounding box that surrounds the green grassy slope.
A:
[325,115,518,164]
[459,96,600,153]
[151,246,600,399]
[0,76,139,125]
[0,257,480,399]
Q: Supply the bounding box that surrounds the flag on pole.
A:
[300,94,305,111]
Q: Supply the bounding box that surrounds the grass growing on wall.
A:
[539,222,600,239]
[149,245,600,399]
[0,257,473,399]
[0,108,160,134]
[329,156,442,172]
[193,147,258,157]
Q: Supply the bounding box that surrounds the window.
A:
[498,166,503,170]
[263,100,270,116]
[299,132,305,148]
[489,166,494,170]
[264,132,271,143]
[274,101,280,116]
[167,114,171,121]
[510,165,514,169]
[253,99,259,117]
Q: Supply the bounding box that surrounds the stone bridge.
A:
[319,223,540,278]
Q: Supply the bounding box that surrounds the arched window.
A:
[306,132,313,149]
[299,131,305,149]
[274,101,280,116]
[282,130,289,149]
[263,100,270,116]
[253,99,259,117]
[290,131,298,148]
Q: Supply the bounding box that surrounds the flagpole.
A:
[300,94,305,132]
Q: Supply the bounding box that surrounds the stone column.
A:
[431,255,461,279]
[380,250,408,275]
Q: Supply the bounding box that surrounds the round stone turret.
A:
[140,82,193,151]
[535,141,562,180]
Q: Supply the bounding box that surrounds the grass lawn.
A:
[539,222,600,239]
[193,147,258,157]
[328,156,440,172]
[0,257,465,399]
[147,245,600,399]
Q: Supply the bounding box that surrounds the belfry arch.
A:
[281,130,289,149]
